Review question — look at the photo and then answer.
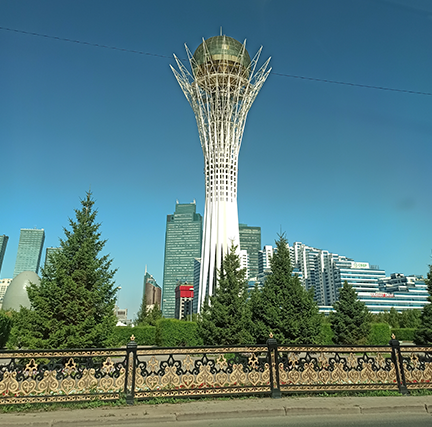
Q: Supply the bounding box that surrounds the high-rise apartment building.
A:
[239,224,261,279]
[172,35,270,312]
[13,229,45,278]
[239,249,249,279]
[258,245,274,274]
[175,282,194,320]
[290,242,386,306]
[0,278,12,309]
[162,202,202,318]
[0,235,8,275]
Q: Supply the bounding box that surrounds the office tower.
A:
[0,235,8,275]
[13,229,45,278]
[171,34,270,312]
[143,270,162,310]
[44,247,61,269]
[239,224,261,279]
[162,202,202,318]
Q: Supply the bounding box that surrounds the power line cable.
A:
[0,26,173,59]
[1,25,431,97]
[271,72,432,96]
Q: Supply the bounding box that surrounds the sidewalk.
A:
[2,395,432,426]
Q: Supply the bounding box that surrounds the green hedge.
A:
[156,319,203,347]
[320,323,334,345]
[0,311,12,349]
[367,323,391,345]
[113,326,156,346]
[391,328,415,342]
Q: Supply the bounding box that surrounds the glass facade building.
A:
[0,235,8,275]
[162,202,202,318]
[239,224,261,280]
[13,229,45,278]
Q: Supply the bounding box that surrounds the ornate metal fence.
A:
[0,348,127,405]
[1,338,432,405]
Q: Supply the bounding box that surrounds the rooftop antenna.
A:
[220,26,223,36]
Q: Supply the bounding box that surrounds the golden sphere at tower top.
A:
[192,35,251,81]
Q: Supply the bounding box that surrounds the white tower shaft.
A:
[171,38,270,312]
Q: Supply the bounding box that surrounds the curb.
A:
[176,408,286,421]
[2,399,432,426]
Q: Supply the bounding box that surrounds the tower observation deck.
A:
[171,35,271,312]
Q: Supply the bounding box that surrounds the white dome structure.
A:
[2,271,40,311]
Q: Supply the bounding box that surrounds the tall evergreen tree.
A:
[147,302,162,325]
[414,264,432,344]
[8,192,118,349]
[135,293,149,325]
[250,234,321,345]
[199,244,254,345]
[135,294,162,326]
[330,281,371,345]
[399,309,421,329]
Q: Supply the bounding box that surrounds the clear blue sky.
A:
[1,0,431,318]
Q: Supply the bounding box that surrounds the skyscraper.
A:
[171,35,270,311]
[0,235,8,275]
[162,202,202,318]
[143,270,162,310]
[13,229,45,278]
[239,224,261,279]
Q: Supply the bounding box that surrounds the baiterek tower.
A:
[171,34,270,312]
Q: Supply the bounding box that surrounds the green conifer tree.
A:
[329,281,371,345]
[414,264,432,344]
[250,234,321,345]
[135,293,149,325]
[8,192,118,349]
[199,244,254,345]
[147,302,162,326]
[399,309,421,329]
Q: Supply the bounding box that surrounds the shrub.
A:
[392,328,415,342]
[113,326,156,346]
[320,323,334,345]
[367,323,391,345]
[156,319,203,347]
[0,311,12,348]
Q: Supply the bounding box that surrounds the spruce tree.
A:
[199,244,254,345]
[135,293,149,325]
[330,281,371,345]
[414,264,432,344]
[8,192,118,349]
[250,234,321,345]
[148,302,162,325]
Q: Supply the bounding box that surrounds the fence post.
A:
[266,333,281,399]
[125,335,138,405]
[389,334,409,395]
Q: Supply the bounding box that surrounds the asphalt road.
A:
[100,413,432,427]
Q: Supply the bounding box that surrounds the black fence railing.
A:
[1,337,431,405]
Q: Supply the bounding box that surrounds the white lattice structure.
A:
[171,35,270,312]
